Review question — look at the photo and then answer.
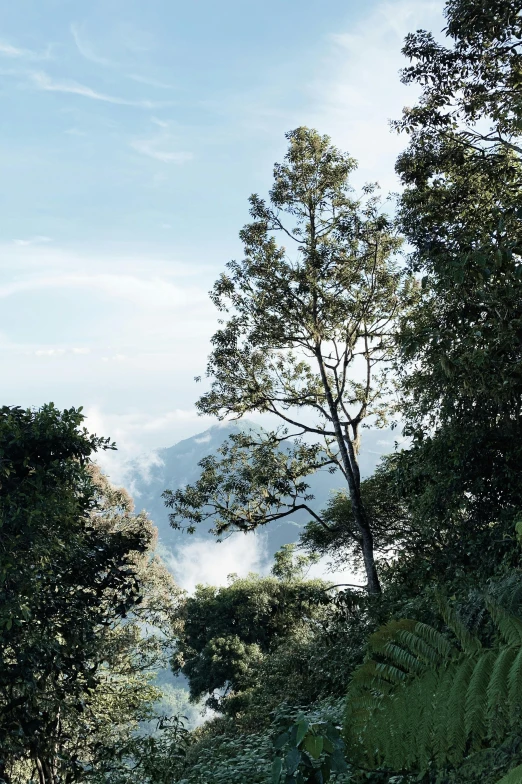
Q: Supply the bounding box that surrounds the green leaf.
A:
[329,748,348,773]
[271,757,283,784]
[296,720,309,746]
[285,747,301,775]
[303,734,323,759]
[322,736,334,754]
[274,731,289,750]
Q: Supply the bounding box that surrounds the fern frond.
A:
[348,658,379,689]
[487,599,522,647]
[446,658,474,764]
[438,596,482,654]
[412,621,456,659]
[464,651,495,746]
[374,661,409,685]
[492,575,522,618]
[382,642,426,675]
[396,628,447,666]
[432,665,456,768]
[407,670,438,771]
[487,645,517,738]
[494,763,522,784]
[507,645,522,721]
[367,618,417,654]
[344,603,522,777]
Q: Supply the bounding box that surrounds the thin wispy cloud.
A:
[0,42,27,57]
[13,235,52,246]
[70,23,115,66]
[130,136,192,163]
[64,127,87,136]
[30,71,170,109]
[128,74,175,89]
[0,40,52,60]
[33,346,91,357]
[0,271,207,309]
[34,348,66,356]
[119,23,154,55]
[305,0,445,190]
[151,116,169,128]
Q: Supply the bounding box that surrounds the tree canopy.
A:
[165,127,416,595]
[0,405,181,784]
[171,556,328,713]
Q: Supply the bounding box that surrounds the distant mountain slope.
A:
[121,421,399,560]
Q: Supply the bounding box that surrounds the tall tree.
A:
[0,404,178,784]
[164,127,414,595]
[392,0,522,574]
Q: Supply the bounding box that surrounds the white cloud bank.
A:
[163,533,269,594]
[161,533,363,595]
[0,270,207,308]
[86,406,214,485]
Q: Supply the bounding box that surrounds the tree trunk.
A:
[358,508,381,595]
[345,434,381,595]
[316,351,382,594]
[35,758,46,784]
[343,472,381,595]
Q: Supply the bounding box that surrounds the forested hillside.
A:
[3,0,522,782]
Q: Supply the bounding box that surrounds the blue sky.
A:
[0,0,445,472]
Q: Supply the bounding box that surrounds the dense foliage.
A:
[0,405,181,783]
[392,0,522,591]
[171,558,329,713]
[345,595,522,777]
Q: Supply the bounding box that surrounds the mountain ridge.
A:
[120,420,400,563]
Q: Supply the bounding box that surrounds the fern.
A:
[445,657,474,764]
[487,645,517,736]
[406,620,456,660]
[432,665,457,768]
[507,646,522,721]
[464,651,495,744]
[382,642,427,675]
[486,599,522,647]
[493,576,522,619]
[344,600,522,776]
[395,627,449,665]
[437,595,482,654]
[495,763,522,784]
